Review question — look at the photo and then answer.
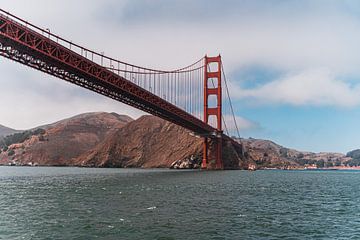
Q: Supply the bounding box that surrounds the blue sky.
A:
[1,0,360,153]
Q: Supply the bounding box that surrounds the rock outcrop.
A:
[170,155,201,169]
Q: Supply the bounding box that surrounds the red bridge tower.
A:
[202,55,223,170]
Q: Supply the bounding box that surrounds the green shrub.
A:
[7,150,15,156]
[1,128,46,148]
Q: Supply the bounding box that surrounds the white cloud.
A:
[223,115,260,133]
[231,69,360,107]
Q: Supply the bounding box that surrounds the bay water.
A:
[0,167,360,239]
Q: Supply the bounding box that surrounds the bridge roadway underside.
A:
[0,27,214,135]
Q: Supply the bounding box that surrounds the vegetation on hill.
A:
[0,124,19,137]
[0,129,45,151]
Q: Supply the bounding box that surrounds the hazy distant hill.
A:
[346,149,360,159]
[0,124,20,137]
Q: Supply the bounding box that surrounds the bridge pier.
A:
[216,135,223,169]
[202,55,223,170]
[201,135,223,170]
[202,137,208,169]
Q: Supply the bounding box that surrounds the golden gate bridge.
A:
[0,9,241,170]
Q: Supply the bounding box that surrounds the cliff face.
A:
[0,112,132,165]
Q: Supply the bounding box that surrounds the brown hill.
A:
[75,115,246,169]
[75,115,204,168]
[0,112,133,165]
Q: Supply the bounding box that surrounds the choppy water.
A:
[1,167,360,239]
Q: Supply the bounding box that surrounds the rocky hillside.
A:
[0,112,132,165]
[75,115,245,169]
[75,115,203,168]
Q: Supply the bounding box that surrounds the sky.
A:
[1,0,360,153]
